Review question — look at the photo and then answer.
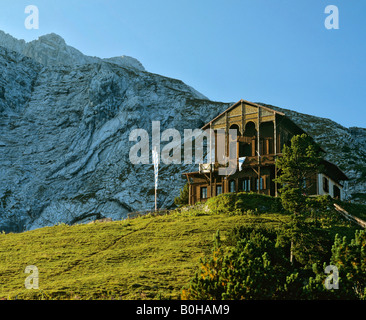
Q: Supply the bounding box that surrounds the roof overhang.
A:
[321,159,349,182]
[201,99,285,130]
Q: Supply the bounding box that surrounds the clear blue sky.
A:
[1,0,365,128]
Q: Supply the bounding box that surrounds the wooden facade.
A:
[182,99,348,205]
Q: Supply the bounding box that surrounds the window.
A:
[240,178,251,192]
[323,177,329,193]
[255,177,264,190]
[200,187,207,199]
[216,185,222,195]
[229,180,236,193]
[245,178,251,191]
[333,185,341,199]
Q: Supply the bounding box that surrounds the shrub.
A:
[205,192,284,215]
[181,229,291,300]
[182,228,366,300]
[205,193,237,214]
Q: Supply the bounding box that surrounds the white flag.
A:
[152,146,159,189]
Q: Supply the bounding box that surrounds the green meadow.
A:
[0,193,363,300]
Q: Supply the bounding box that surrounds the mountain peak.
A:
[35,33,67,45]
[0,30,145,71]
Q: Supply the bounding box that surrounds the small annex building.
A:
[182,99,348,205]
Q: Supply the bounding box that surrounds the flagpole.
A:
[155,186,157,212]
[152,146,159,212]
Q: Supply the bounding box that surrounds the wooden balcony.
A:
[199,154,279,173]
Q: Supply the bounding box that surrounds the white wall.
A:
[317,173,344,200]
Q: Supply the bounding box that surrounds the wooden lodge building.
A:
[183,99,348,205]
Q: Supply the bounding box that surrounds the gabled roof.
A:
[200,98,326,153]
[321,159,349,182]
[201,99,285,130]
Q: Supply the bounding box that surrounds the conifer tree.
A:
[275,133,322,215]
[174,183,189,207]
[274,134,323,263]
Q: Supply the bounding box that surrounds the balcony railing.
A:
[238,136,254,144]
[198,154,279,173]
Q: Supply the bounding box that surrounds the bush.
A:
[205,193,237,214]
[182,228,366,300]
[205,192,284,215]
[181,229,292,300]
[330,230,366,299]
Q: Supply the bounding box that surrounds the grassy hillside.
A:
[0,194,362,300]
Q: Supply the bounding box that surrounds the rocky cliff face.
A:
[0,32,224,232]
[0,31,365,232]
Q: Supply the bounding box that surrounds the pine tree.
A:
[274,134,323,264]
[275,133,322,215]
